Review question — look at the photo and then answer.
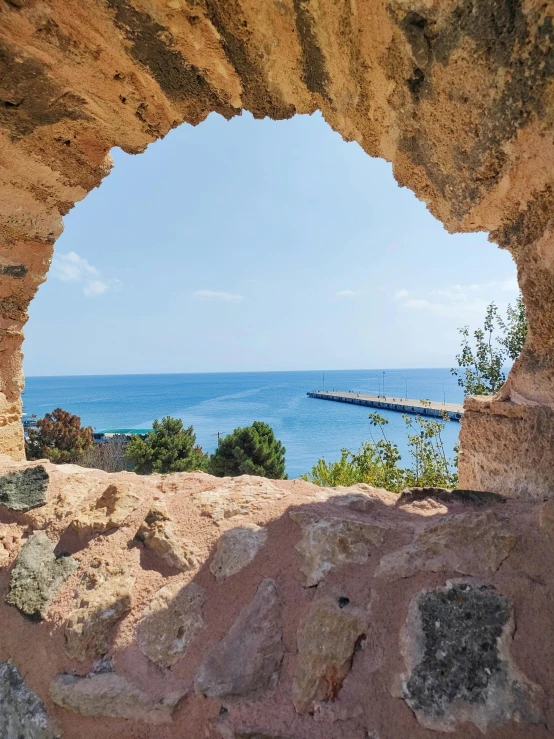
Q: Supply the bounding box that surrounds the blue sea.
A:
[22,369,464,479]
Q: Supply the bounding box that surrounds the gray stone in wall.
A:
[400,579,543,732]
[195,578,283,701]
[0,466,49,511]
[0,662,58,738]
[6,530,78,618]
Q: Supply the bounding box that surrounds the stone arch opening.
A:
[1,0,553,497]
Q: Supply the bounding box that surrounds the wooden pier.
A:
[307,390,463,421]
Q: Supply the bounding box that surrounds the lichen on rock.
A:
[210,524,267,580]
[137,580,205,667]
[0,662,58,739]
[0,465,48,512]
[6,530,78,618]
[64,558,134,661]
[398,579,543,732]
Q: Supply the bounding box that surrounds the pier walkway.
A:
[307,390,464,421]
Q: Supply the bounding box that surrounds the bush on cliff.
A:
[302,411,457,492]
[26,408,94,464]
[209,421,287,479]
[125,416,209,474]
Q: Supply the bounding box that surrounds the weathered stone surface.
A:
[459,398,554,499]
[292,589,368,715]
[290,512,385,586]
[6,531,78,618]
[0,662,58,739]
[0,465,48,511]
[196,578,283,700]
[64,559,134,661]
[69,482,141,537]
[210,524,267,580]
[138,581,205,668]
[397,487,505,508]
[0,464,550,738]
[539,499,554,533]
[0,523,22,567]
[193,477,283,523]
[398,580,543,733]
[330,487,378,513]
[377,511,517,579]
[50,672,183,724]
[216,725,291,739]
[136,504,198,571]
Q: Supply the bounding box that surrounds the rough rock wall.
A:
[1,0,554,494]
[0,457,552,738]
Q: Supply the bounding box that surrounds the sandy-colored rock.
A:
[376,511,517,579]
[195,578,283,700]
[329,488,378,513]
[138,581,205,668]
[50,672,183,724]
[6,531,78,618]
[193,477,284,523]
[0,522,22,567]
[136,504,198,571]
[0,465,48,511]
[210,524,267,580]
[69,482,141,537]
[64,559,134,661]
[292,588,368,715]
[398,579,543,733]
[0,662,58,739]
[290,512,385,586]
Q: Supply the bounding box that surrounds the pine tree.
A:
[209,421,287,479]
[125,417,208,474]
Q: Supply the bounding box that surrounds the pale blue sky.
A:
[24,112,518,376]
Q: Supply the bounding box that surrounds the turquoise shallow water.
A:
[23,369,463,479]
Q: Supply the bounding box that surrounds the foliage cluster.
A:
[125,417,210,474]
[451,295,527,395]
[209,421,287,479]
[26,408,93,464]
[302,410,457,491]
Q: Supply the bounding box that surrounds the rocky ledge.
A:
[0,456,552,738]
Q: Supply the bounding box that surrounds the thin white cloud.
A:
[193,290,244,302]
[336,289,360,297]
[52,251,99,283]
[397,277,519,320]
[51,251,121,298]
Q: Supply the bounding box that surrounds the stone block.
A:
[6,531,78,618]
[195,578,283,700]
[0,465,48,511]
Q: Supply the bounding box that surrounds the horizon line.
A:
[23,367,460,380]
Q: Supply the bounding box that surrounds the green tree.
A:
[451,294,527,395]
[26,408,93,464]
[302,410,457,492]
[209,421,287,479]
[125,417,209,474]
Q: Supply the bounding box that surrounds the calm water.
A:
[23,369,463,479]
